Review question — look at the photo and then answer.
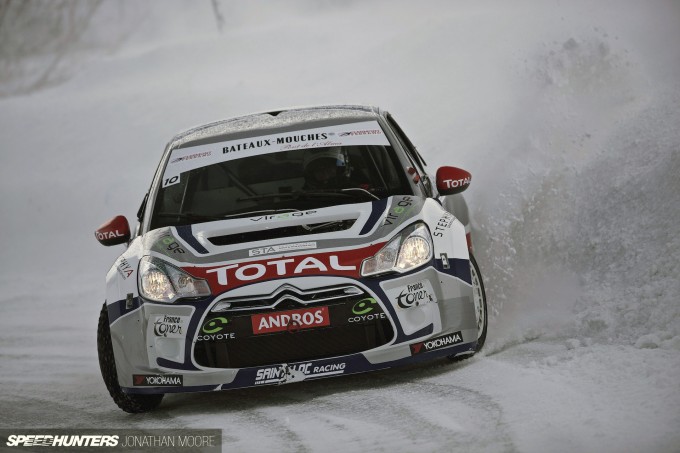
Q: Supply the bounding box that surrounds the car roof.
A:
[168,105,385,151]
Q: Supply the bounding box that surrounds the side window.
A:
[385,114,433,197]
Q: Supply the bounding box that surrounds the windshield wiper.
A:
[219,208,304,220]
[155,209,305,222]
[340,188,380,200]
[155,212,224,222]
[238,188,379,202]
[236,193,298,202]
[294,188,379,201]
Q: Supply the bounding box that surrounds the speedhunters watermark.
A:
[1,429,221,452]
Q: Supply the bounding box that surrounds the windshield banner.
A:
[162,120,390,187]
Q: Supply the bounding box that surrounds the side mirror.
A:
[436,166,471,195]
[95,215,131,246]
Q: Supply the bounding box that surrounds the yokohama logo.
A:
[410,331,463,355]
[252,306,330,335]
[132,374,184,386]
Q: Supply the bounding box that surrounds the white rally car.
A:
[95,105,487,413]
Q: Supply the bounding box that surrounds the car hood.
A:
[145,195,424,265]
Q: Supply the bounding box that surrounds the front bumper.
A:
[107,264,477,394]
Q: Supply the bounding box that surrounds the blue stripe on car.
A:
[107,297,141,324]
[359,197,388,235]
[440,258,472,285]
[176,224,210,254]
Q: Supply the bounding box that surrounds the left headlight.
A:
[361,223,433,276]
[138,256,211,303]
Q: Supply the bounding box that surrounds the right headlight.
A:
[361,223,433,276]
[138,256,211,303]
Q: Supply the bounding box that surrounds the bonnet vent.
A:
[208,220,356,246]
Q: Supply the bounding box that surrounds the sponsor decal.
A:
[196,332,235,341]
[152,315,189,338]
[410,331,463,355]
[186,244,384,291]
[396,280,436,309]
[347,297,387,323]
[252,306,330,335]
[96,230,124,241]
[201,317,229,334]
[160,234,186,254]
[279,139,341,151]
[275,133,328,144]
[132,374,184,386]
[339,129,383,136]
[348,312,386,323]
[196,317,236,341]
[249,211,317,222]
[432,212,455,238]
[352,298,378,315]
[440,253,450,270]
[222,135,337,154]
[116,257,134,279]
[249,241,317,257]
[170,151,212,163]
[441,177,470,189]
[223,139,272,154]
[205,255,356,287]
[162,121,390,187]
[383,196,414,225]
[255,361,346,385]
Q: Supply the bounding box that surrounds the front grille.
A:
[212,284,364,311]
[194,286,394,368]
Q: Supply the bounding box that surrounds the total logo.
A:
[441,177,470,189]
[252,307,330,335]
[186,245,383,291]
[132,374,184,386]
[348,298,387,323]
[95,230,124,241]
[410,331,463,355]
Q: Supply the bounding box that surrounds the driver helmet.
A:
[303,147,347,188]
[303,146,346,172]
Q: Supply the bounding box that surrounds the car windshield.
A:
[149,144,412,230]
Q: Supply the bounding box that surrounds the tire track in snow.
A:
[163,360,516,452]
[368,363,517,452]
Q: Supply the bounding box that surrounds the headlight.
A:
[138,256,211,303]
[361,223,433,276]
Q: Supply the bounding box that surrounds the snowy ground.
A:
[1,1,679,452]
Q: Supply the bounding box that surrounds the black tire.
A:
[448,252,488,361]
[469,253,488,351]
[97,303,164,413]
